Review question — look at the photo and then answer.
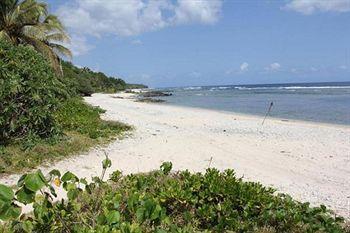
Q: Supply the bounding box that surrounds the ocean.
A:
[157,81,350,125]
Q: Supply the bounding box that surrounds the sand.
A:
[1,93,349,218]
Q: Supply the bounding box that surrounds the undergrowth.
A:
[0,98,131,175]
[54,98,131,139]
[0,160,347,233]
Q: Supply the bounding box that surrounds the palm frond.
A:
[48,42,72,58]
[45,32,70,43]
[0,0,71,76]
[23,35,63,75]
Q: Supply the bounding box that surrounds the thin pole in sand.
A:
[207,157,213,168]
[262,102,274,126]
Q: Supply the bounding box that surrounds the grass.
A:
[0,98,131,176]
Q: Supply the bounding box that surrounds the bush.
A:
[0,98,131,175]
[0,40,66,144]
[55,98,132,139]
[75,77,94,96]
[0,161,347,232]
[60,61,147,96]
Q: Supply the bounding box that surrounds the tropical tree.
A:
[0,0,71,75]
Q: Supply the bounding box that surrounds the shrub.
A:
[60,61,147,96]
[75,77,94,96]
[0,98,131,175]
[0,160,347,232]
[55,98,132,139]
[0,90,131,175]
[0,40,66,144]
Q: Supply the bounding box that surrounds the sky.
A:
[47,0,350,87]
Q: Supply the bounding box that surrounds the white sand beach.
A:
[1,93,349,218]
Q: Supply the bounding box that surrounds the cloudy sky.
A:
[47,0,350,87]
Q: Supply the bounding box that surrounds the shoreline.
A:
[126,91,350,129]
[160,101,350,130]
[1,93,349,218]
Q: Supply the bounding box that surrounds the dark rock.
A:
[140,91,172,97]
[136,98,166,103]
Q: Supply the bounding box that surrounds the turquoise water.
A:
[158,82,350,125]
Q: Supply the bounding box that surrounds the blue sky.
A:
[48,0,350,87]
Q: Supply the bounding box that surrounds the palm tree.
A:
[0,0,72,76]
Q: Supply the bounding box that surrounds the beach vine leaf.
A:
[0,184,14,202]
[23,171,46,192]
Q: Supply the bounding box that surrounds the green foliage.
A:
[0,0,71,76]
[61,61,147,96]
[125,83,148,89]
[54,97,132,139]
[0,40,66,144]
[160,161,173,175]
[0,97,131,175]
[0,161,347,233]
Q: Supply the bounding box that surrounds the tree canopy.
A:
[0,0,71,75]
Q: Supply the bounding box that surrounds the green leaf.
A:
[136,208,144,222]
[102,157,112,169]
[24,172,46,192]
[16,187,35,205]
[61,171,79,182]
[160,162,172,175]
[49,186,57,198]
[37,170,48,185]
[79,178,88,185]
[0,204,21,221]
[49,169,61,178]
[0,184,14,202]
[150,204,162,220]
[22,220,34,233]
[155,229,167,233]
[67,189,79,200]
[96,214,106,225]
[106,210,120,225]
[17,174,27,187]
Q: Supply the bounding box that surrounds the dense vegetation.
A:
[0,39,134,174]
[61,61,147,97]
[55,98,131,139]
[0,0,146,175]
[0,160,347,232]
[0,98,131,174]
[0,0,71,75]
[0,40,66,144]
[0,37,145,175]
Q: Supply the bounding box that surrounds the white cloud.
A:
[131,39,143,45]
[141,74,151,79]
[265,62,281,71]
[174,0,223,24]
[57,0,166,37]
[190,71,201,78]
[310,67,318,72]
[57,0,223,38]
[226,62,249,75]
[339,65,348,70]
[284,0,350,15]
[240,62,249,72]
[225,69,233,75]
[67,34,94,56]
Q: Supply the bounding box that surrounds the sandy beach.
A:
[1,93,349,218]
